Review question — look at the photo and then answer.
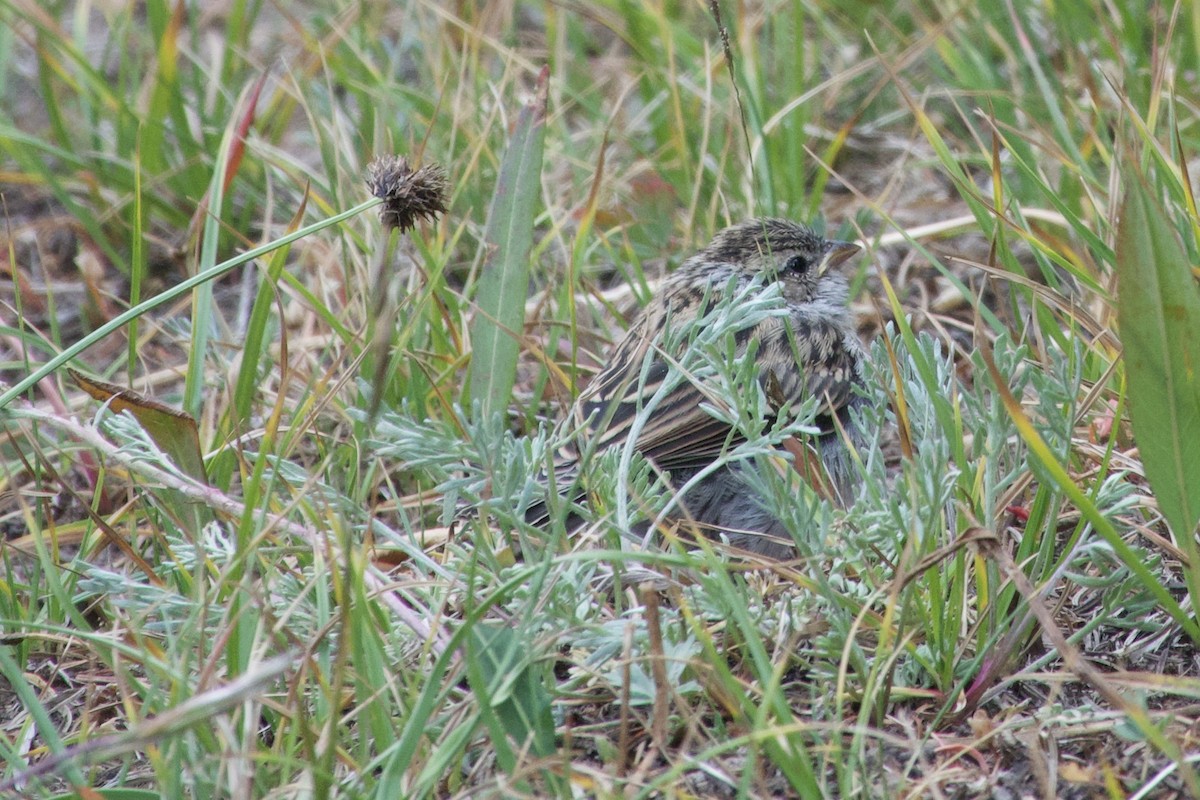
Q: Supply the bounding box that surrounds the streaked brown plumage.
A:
[538,218,868,558]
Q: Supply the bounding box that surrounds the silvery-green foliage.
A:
[683,279,826,446]
[1068,536,1159,623]
[963,333,1030,494]
[841,328,963,564]
[76,520,332,645]
[75,524,264,645]
[681,576,824,651]
[256,453,370,523]
[668,277,804,434]
[967,333,1167,629]
[94,409,175,472]
[76,566,217,636]
[168,519,237,569]
[604,637,701,706]
[797,328,1024,691]
[1020,335,1084,463]
[359,394,555,526]
[567,611,701,704]
[574,445,665,543]
[630,274,818,449]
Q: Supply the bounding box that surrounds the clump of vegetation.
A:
[1,1,1198,797]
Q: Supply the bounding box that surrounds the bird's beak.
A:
[818,240,861,275]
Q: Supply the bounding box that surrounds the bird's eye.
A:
[783,254,809,273]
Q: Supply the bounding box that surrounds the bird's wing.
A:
[575,351,740,471]
[572,313,863,473]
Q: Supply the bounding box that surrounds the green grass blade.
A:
[0,199,378,412]
[0,646,87,788]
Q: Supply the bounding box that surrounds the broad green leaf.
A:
[467,67,549,419]
[70,370,207,484]
[1116,168,1200,591]
[466,622,556,763]
[71,369,210,535]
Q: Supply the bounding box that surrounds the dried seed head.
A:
[365,155,449,232]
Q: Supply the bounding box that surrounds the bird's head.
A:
[698,218,860,303]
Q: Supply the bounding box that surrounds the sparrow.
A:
[535,218,868,558]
